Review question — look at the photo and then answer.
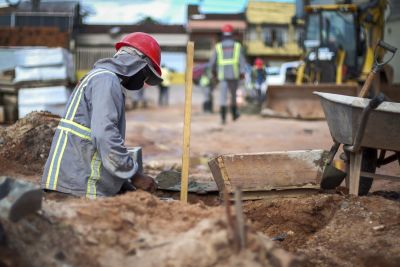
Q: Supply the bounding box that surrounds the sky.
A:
[0,0,294,25]
[81,0,248,24]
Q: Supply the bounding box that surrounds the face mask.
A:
[121,68,148,91]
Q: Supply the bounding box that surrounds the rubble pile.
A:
[1,191,302,267]
[0,111,59,175]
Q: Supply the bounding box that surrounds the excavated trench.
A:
[243,194,341,252]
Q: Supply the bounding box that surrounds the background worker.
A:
[252,57,267,106]
[41,32,162,198]
[158,65,171,106]
[209,23,247,124]
[199,67,214,113]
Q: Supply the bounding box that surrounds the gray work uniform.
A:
[209,38,246,106]
[41,51,148,198]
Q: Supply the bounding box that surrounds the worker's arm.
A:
[89,74,138,180]
[208,47,218,78]
[239,45,247,76]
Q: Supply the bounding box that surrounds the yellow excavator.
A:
[263,0,397,119]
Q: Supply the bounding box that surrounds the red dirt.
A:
[244,194,400,267]
[1,87,399,266]
[0,111,59,177]
[1,191,301,267]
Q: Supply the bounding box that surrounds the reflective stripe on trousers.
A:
[216,42,241,80]
[45,69,115,198]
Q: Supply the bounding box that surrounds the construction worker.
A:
[209,23,246,124]
[252,58,267,106]
[158,65,171,106]
[41,32,162,198]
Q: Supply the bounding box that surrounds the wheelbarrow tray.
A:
[314,92,400,152]
[208,150,327,200]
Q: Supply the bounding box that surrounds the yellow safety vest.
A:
[216,42,241,80]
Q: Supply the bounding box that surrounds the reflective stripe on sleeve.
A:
[45,129,68,189]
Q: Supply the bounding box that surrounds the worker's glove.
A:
[119,179,136,194]
[131,172,158,193]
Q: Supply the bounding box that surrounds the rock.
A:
[0,176,42,222]
[372,225,385,231]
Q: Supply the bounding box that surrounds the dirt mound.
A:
[244,194,400,267]
[1,191,301,267]
[0,111,59,176]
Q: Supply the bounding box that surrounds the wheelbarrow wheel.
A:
[359,148,378,196]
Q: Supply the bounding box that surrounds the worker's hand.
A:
[131,172,157,193]
[240,73,245,80]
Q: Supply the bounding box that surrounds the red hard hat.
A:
[115,32,162,77]
[221,24,234,34]
[255,58,264,68]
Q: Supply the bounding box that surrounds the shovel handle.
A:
[377,40,397,55]
[359,41,398,98]
[358,71,375,98]
[373,40,397,71]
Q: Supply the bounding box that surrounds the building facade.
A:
[245,0,302,66]
[75,24,188,77]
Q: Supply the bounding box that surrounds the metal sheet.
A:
[263,84,359,119]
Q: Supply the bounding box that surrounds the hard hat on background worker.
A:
[115,32,162,85]
[254,58,264,68]
[221,24,234,35]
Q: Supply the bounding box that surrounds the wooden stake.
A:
[349,151,363,195]
[234,187,246,251]
[223,187,239,251]
[180,41,194,203]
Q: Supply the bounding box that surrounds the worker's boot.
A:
[220,106,227,124]
[231,105,240,121]
[202,102,208,113]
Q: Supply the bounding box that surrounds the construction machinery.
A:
[262,0,397,119]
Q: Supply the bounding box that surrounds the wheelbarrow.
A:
[315,41,399,195]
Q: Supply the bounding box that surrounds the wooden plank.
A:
[238,188,319,201]
[180,41,194,203]
[208,150,327,198]
[349,151,363,195]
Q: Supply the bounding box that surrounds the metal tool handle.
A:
[377,40,397,54]
[325,141,340,166]
[359,41,398,98]
[373,40,398,72]
[348,93,385,153]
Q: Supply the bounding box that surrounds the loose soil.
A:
[244,194,400,267]
[0,111,59,176]
[1,86,400,266]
